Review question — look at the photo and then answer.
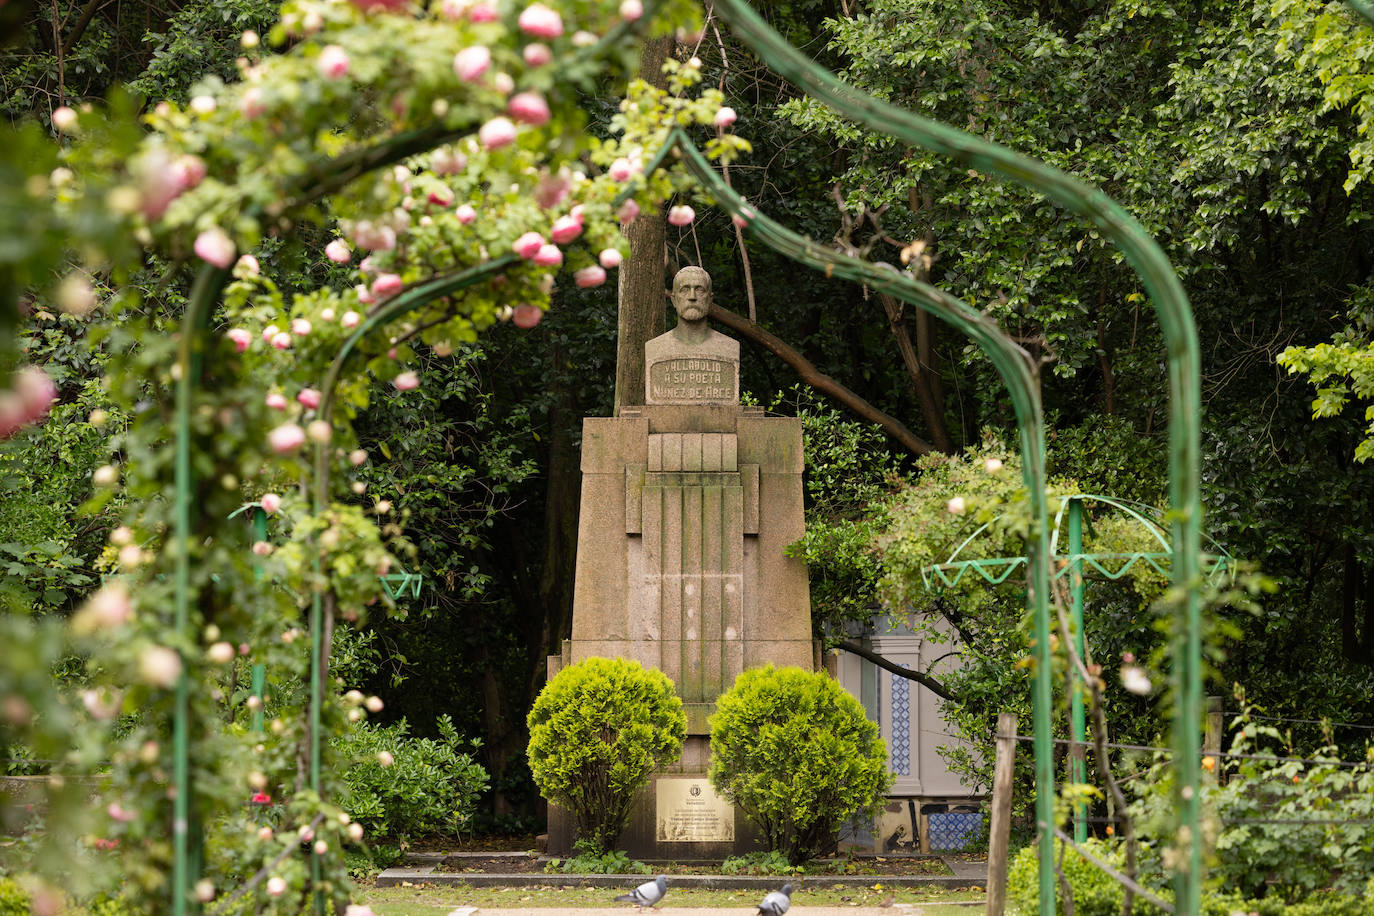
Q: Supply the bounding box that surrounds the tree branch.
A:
[60,0,104,57]
[708,303,935,457]
[833,640,960,703]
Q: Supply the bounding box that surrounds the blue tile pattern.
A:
[928,812,983,851]
[890,671,910,776]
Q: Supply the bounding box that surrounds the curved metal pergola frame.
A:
[922,494,1235,591]
[159,0,1239,912]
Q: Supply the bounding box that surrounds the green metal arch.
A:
[164,1,1210,912]
[703,3,1205,910]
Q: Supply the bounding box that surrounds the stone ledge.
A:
[374,868,985,891]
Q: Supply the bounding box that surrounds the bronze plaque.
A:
[655,777,735,843]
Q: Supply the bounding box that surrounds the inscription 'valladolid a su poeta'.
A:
[547,266,814,856]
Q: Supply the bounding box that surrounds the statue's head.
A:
[671,266,712,323]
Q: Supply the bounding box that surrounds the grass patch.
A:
[357,881,984,912]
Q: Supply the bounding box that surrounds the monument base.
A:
[545,736,766,858]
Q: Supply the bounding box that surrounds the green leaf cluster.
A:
[708,665,891,865]
[526,657,686,854]
[333,715,489,841]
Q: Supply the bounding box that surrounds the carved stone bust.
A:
[644,266,741,405]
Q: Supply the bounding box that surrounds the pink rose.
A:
[194,228,236,269]
[107,803,136,823]
[271,332,292,350]
[291,318,312,336]
[599,248,623,269]
[297,388,321,410]
[265,392,288,410]
[318,45,351,79]
[617,199,640,224]
[261,324,279,343]
[372,274,403,299]
[240,88,267,119]
[608,158,634,182]
[235,254,260,278]
[175,155,207,189]
[226,329,252,352]
[550,215,582,244]
[507,92,550,126]
[455,204,477,224]
[668,205,695,227]
[513,232,545,259]
[432,147,466,176]
[139,646,182,688]
[342,311,361,329]
[619,0,643,19]
[427,188,453,208]
[260,493,282,514]
[268,423,306,454]
[469,2,498,22]
[532,244,562,267]
[352,221,397,252]
[393,371,419,391]
[518,3,562,38]
[16,367,57,422]
[523,43,552,66]
[478,117,517,150]
[454,46,491,82]
[512,304,542,328]
[325,239,352,263]
[574,265,606,288]
[714,106,738,129]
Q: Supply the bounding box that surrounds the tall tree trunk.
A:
[1095,287,1115,415]
[612,34,673,414]
[535,335,581,694]
[878,292,954,453]
[1342,544,1359,663]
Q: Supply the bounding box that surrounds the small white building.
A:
[831,614,985,853]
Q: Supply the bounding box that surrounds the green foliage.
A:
[333,715,488,841]
[778,386,906,636]
[708,665,890,865]
[526,657,686,854]
[719,850,803,877]
[544,840,650,875]
[1277,298,1374,461]
[0,877,28,915]
[1128,700,1374,903]
[1007,837,1370,915]
[1007,837,1167,916]
[1272,0,1374,192]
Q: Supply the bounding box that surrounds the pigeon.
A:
[756,883,793,916]
[615,875,667,911]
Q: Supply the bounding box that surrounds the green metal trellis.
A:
[919,494,1237,844]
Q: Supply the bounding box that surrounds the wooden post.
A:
[985,712,1018,916]
[1205,695,1224,784]
[1203,696,1222,755]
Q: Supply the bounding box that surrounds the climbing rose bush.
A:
[0,0,747,910]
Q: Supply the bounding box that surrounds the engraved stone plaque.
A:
[647,357,738,403]
[656,777,735,843]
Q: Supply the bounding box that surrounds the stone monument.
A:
[547,266,814,857]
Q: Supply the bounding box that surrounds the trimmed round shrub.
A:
[527,657,686,853]
[708,665,891,864]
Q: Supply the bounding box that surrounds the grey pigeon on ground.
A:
[756,883,793,916]
[615,875,667,911]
